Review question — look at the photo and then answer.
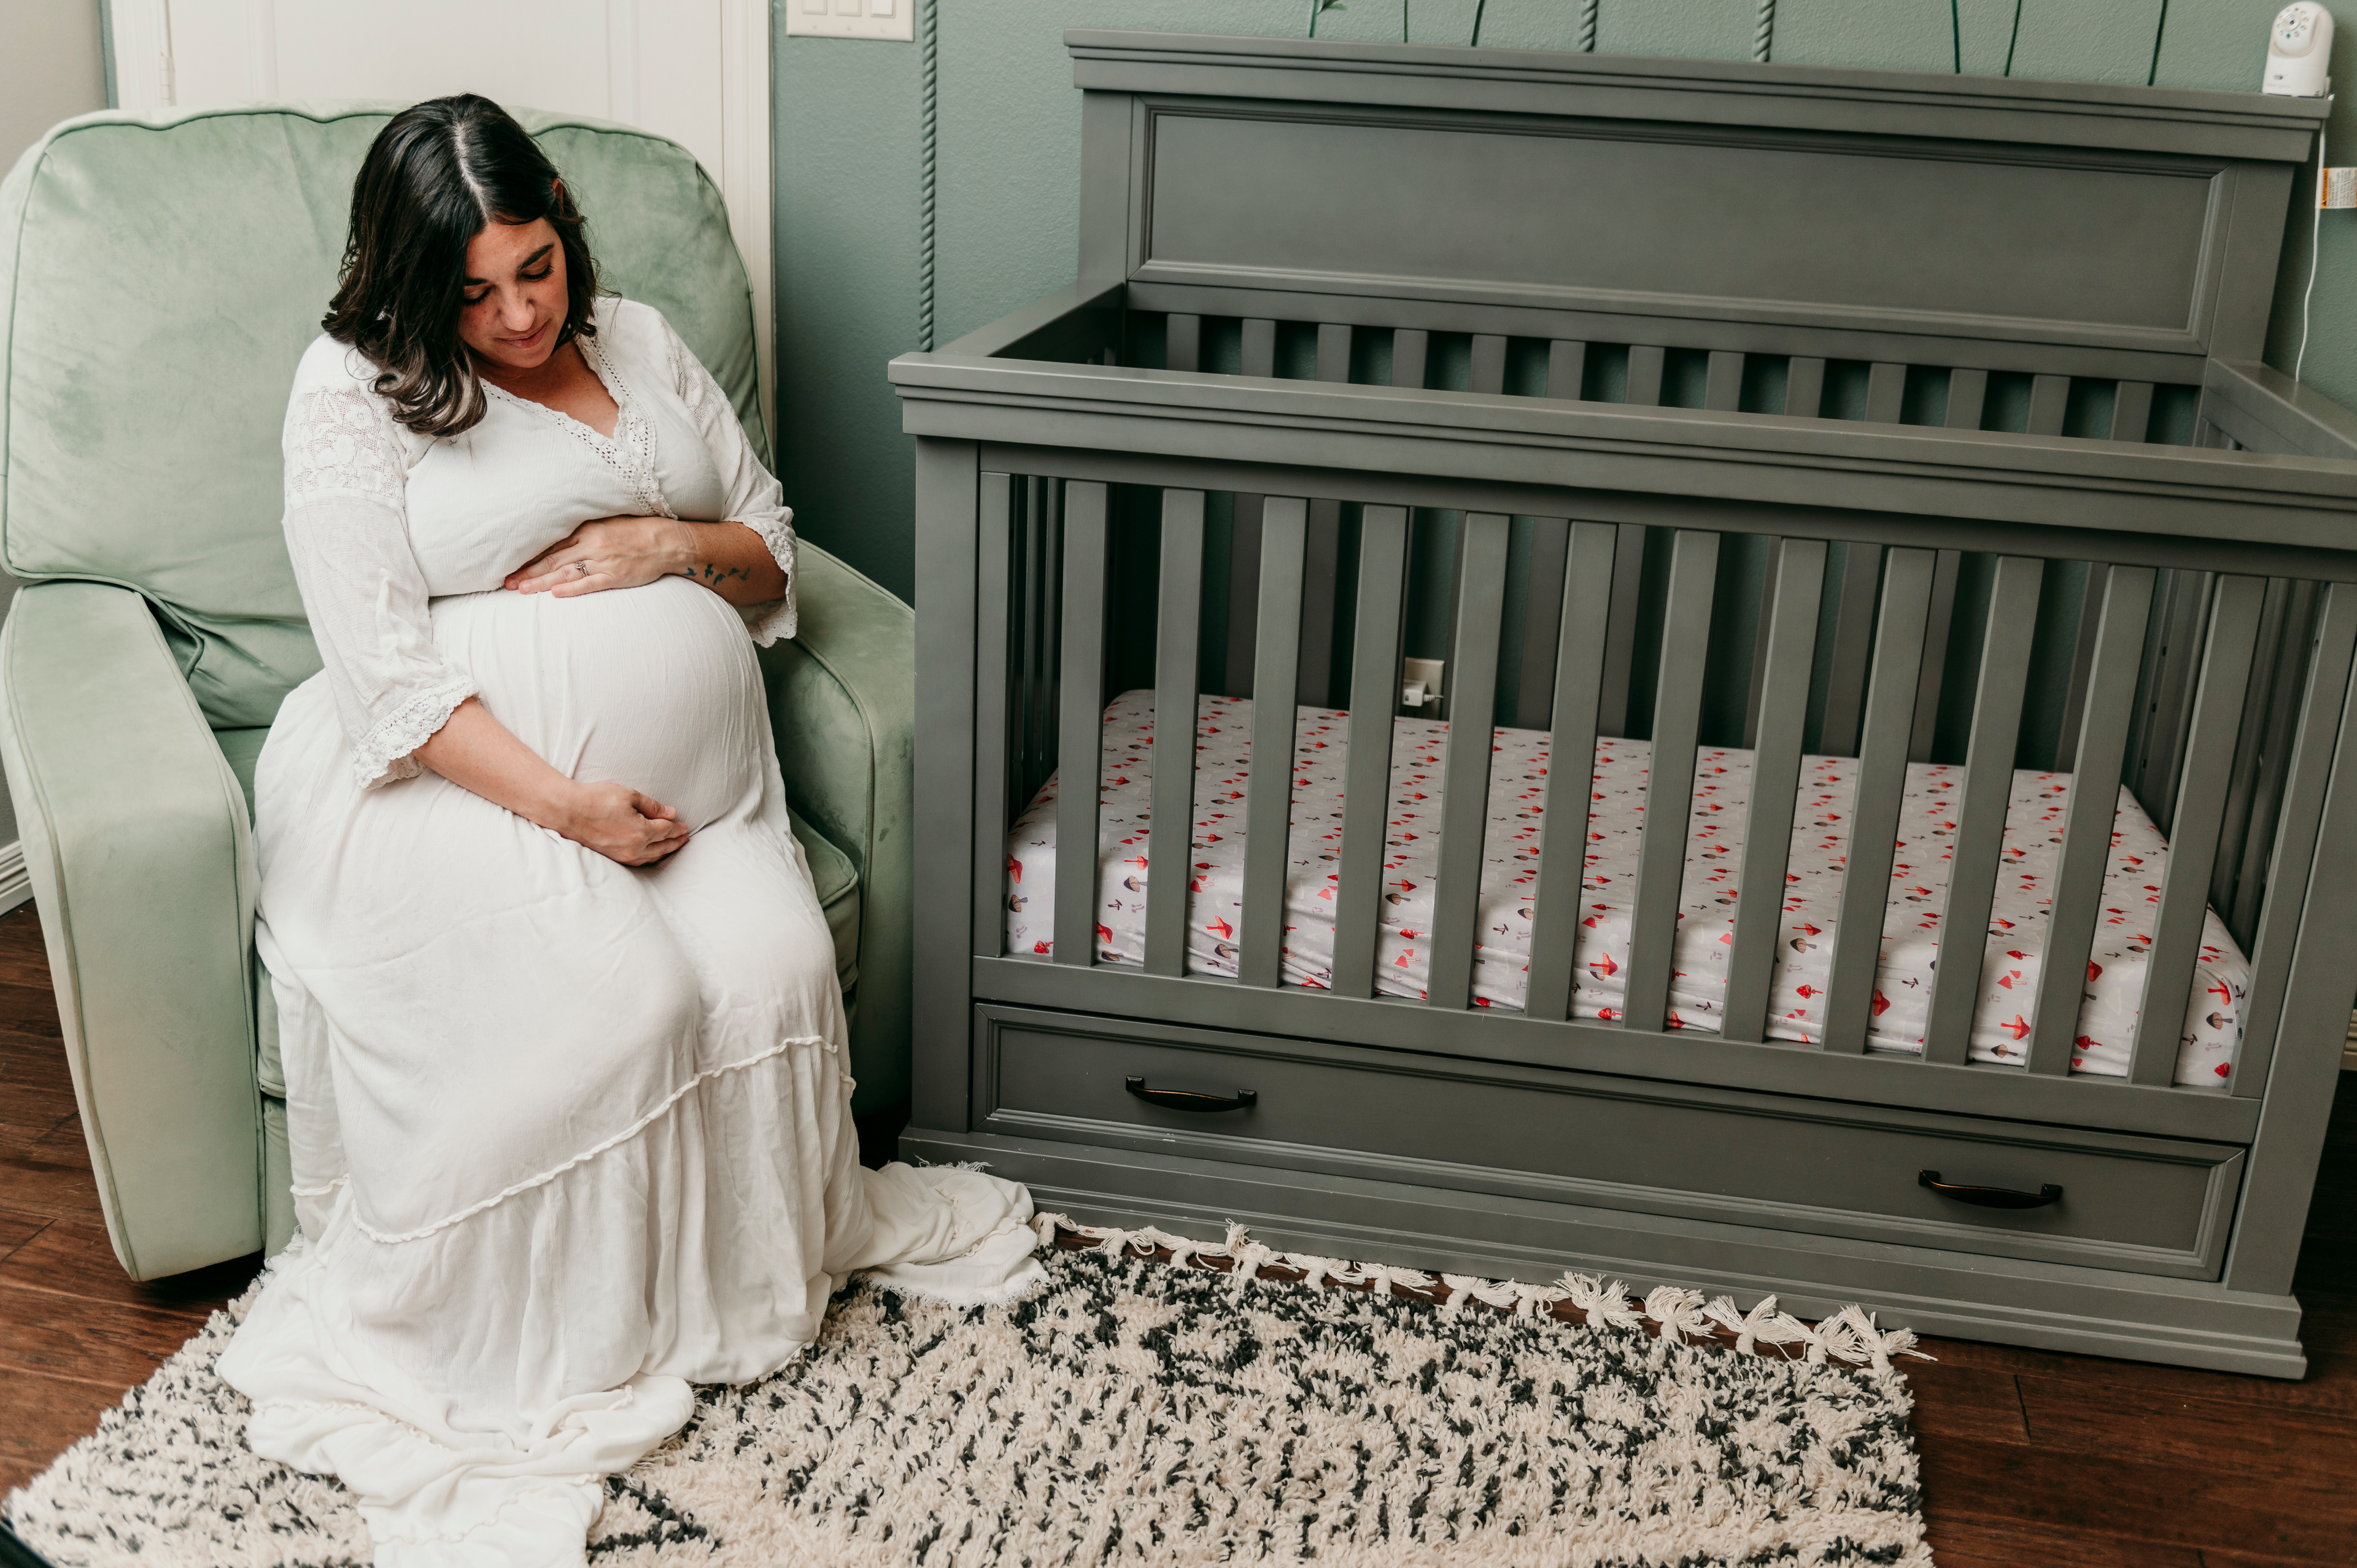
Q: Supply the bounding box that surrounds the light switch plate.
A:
[785,0,913,41]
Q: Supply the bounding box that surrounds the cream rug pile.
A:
[7,1220,1932,1567]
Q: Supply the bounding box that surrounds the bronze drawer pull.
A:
[1919,1170,2062,1210]
[1126,1076,1257,1113]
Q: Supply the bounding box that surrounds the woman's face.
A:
[458,216,566,376]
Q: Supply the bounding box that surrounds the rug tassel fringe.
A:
[1029,1211,1930,1371]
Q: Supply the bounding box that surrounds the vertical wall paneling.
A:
[1524,522,1619,1022]
[972,472,1016,960]
[2027,566,2156,1073]
[1819,543,1886,757]
[2232,584,2357,1098]
[1239,500,1310,989]
[1922,556,2045,1065]
[2129,574,2264,1085]
[1331,506,1413,1000]
[1051,481,1111,967]
[1820,547,1937,1053]
[1620,530,1720,1030]
[1426,513,1514,1011]
[1722,538,1827,1041]
[1144,490,1207,978]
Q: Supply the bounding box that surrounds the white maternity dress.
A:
[215,298,1045,1567]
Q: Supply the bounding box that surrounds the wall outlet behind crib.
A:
[1402,658,1444,719]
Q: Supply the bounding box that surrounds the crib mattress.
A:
[1004,691,2250,1086]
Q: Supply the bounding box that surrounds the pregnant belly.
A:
[430,577,765,833]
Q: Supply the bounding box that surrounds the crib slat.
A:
[2214,578,2296,924]
[2027,374,2071,436]
[1625,346,1666,407]
[1945,368,1988,430]
[1549,341,1588,400]
[2128,575,2265,1086]
[1786,358,1826,418]
[1315,323,1351,383]
[1722,538,1827,1043]
[1595,524,1649,737]
[1909,549,1964,763]
[1426,513,1515,1011]
[2232,582,2357,1097]
[2111,380,2154,442]
[1331,506,1412,1001]
[1742,540,1784,749]
[1470,334,1507,395]
[1298,500,1342,706]
[1922,556,2046,1066]
[1238,498,1309,990]
[1866,361,1906,425]
[1516,519,1573,730]
[1821,548,1938,1053]
[1819,543,1886,758]
[2227,581,2322,943]
[1052,482,1112,968]
[1525,522,1620,1022]
[2026,565,2155,1074]
[1391,329,1430,390]
[1225,495,1265,695]
[1705,351,1744,411]
[1144,490,1208,979]
[974,473,1018,959]
[1620,530,1722,1030]
[1166,314,1202,374]
[2054,564,2111,772]
[1241,319,1277,379]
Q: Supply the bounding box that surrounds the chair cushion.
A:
[0,102,768,731]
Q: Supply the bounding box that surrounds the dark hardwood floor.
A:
[1,898,2352,1561]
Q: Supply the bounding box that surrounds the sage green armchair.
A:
[0,104,914,1282]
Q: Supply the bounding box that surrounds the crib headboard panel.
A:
[1070,32,2326,384]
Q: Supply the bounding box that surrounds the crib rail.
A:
[961,455,2357,1141]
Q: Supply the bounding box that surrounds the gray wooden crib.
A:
[889,30,2357,1376]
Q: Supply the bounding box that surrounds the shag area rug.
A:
[7,1220,1932,1567]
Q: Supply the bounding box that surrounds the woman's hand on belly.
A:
[507,516,786,608]
[416,697,690,867]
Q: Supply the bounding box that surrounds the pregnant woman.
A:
[215,97,1043,1566]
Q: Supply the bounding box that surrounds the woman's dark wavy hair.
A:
[323,95,600,438]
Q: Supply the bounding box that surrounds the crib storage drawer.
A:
[975,1005,2244,1280]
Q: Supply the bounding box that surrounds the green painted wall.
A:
[773,0,2357,607]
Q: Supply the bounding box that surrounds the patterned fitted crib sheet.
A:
[1004,691,2250,1086]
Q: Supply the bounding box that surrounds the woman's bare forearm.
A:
[667,519,786,606]
[413,697,575,828]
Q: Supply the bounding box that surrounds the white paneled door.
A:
[108,0,775,442]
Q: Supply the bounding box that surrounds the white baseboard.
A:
[0,840,27,915]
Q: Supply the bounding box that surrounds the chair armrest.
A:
[0,582,261,1279]
[756,543,916,1116]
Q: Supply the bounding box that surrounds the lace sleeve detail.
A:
[662,317,797,644]
[285,385,408,509]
